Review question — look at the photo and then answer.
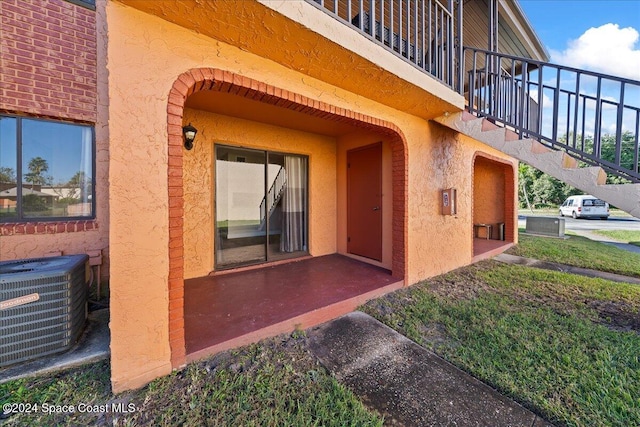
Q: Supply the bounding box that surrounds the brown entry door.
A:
[347,143,382,261]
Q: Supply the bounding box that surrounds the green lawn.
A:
[593,230,640,247]
[508,230,640,278]
[1,335,382,426]
[361,262,640,427]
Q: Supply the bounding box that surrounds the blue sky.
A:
[519,0,640,80]
[515,0,640,137]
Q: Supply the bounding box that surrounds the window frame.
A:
[0,114,97,223]
[64,0,96,11]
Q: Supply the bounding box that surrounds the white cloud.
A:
[529,89,552,108]
[550,24,640,80]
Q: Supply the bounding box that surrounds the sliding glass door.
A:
[215,145,308,269]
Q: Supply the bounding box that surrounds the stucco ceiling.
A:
[185,90,363,137]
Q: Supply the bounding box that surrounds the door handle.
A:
[372,206,380,211]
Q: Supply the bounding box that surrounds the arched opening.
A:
[472,154,515,259]
[166,68,408,367]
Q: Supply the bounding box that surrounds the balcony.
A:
[307,0,461,90]
[305,0,548,94]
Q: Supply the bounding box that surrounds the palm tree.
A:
[24,157,49,190]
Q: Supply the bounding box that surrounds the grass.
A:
[507,230,640,278]
[1,334,382,426]
[360,262,640,427]
[3,232,639,426]
[593,230,640,247]
[519,208,632,218]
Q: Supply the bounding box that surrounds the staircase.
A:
[259,167,287,230]
[434,48,640,218]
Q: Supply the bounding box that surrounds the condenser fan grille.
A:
[0,255,89,367]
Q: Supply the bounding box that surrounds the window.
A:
[583,199,605,207]
[215,145,308,269]
[65,0,96,10]
[0,115,95,222]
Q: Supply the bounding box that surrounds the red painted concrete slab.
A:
[185,254,401,358]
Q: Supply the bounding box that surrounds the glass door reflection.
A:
[215,146,266,268]
[215,145,308,270]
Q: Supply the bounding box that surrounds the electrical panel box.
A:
[441,188,457,215]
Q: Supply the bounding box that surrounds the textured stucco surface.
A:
[182,108,338,279]
[474,157,507,226]
[0,231,105,265]
[117,0,464,120]
[106,1,518,391]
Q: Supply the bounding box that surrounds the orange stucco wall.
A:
[182,108,338,279]
[474,156,507,225]
[106,1,518,392]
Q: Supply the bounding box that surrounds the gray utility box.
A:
[525,216,565,238]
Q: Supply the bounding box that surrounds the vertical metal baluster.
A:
[519,62,529,135]
[389,0,394,51]
[572,73,581,149]
[427,0,432,73]
[594,76,603,158]
[413,0,421,65]
[536,65,543,137]
[565,90,571,144]
[634,111,639,174]
[407,0,411,61]
[380,0,385,45]
[551,67,560,143]
[420,0,425,69]
[581,96,587,153]
[456,0,463,93]
[369,0,375,37]
[614,82,625,167]
[398,1,402,56]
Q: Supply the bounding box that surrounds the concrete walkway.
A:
[308,312,554,427]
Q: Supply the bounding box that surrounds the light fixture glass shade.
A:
[182,123,197,150]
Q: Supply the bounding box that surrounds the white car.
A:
[559,195,609,219]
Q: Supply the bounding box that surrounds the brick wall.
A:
[0,0,97,122]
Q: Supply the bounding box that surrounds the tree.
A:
[519,132,637,208]
[518,163,579,209]
[66,171,91,200]
[0,166,16,183]
[24,157,51,189]
[600,131,637,173]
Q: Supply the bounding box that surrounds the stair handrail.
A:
[259,167,287,223]
[464,46,640,182]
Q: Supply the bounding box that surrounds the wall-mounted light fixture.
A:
[182,123,198,150]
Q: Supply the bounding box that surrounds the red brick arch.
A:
[166,68,408,368]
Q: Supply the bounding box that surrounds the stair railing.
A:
[259,167,287,226]
[465,47,640,182]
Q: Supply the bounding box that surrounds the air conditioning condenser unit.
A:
[1,255,89,367]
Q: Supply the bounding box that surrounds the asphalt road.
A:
[518,214,640,232]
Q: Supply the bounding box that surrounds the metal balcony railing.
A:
[306,0,463,91]
[466,47,640,182]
